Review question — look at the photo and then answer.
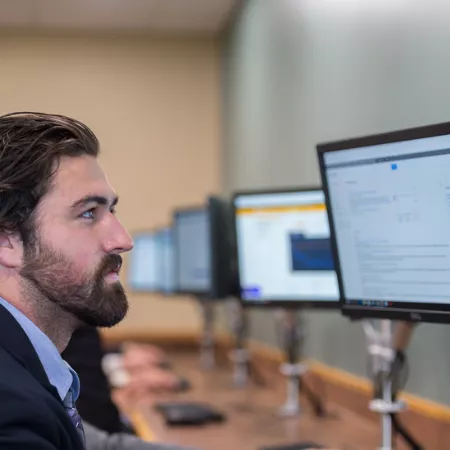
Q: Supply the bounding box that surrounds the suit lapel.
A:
[0,304,85,449]
[0,304,59,397]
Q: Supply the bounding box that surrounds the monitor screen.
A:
[127,232,158,292]
[155,228,175,294]
[174,208,211,295]
[318,122,450,322]
[233,189,339,306]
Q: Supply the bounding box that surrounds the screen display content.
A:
[155,228,175,294]
[174,209,211,294]
[234,189,339,305]
[319,123,450,322]
[128,232,158,291]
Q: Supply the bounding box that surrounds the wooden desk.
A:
[116,353,409,450]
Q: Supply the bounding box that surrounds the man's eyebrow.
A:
[71,195,119,209]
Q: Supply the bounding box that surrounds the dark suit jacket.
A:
[0,304,85,450]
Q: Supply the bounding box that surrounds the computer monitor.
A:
[173,196,235,299]
[233,188,340,308]
[127,231,158,292]
[317,121,450,323]
[154,227,175,295]
[173,207,211,296]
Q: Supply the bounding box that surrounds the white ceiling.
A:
[0,0,238,35]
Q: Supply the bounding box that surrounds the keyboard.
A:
[259,442,324,450]
[154,401,226,426]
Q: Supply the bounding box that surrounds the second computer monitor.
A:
[174,207,211,296]
[173,197,235,299]
[127,231,159,292]
[154,227,175,295]
[233,188,340,308]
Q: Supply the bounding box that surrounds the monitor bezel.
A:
[208,196,237,300]
[317,120,450,324]
[172,205,212,298]
[127,228,160,294]
[232,186,341,309]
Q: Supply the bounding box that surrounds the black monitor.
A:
[317,121,450,323]
[127,230,158,292]
[173,196,234,299]
[233,188,340,308]
[154,227,175,295]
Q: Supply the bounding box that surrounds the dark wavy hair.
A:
[0,112,100,245]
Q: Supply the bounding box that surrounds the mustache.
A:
[99,254,123,276]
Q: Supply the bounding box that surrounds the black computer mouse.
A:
[176,377,191,392]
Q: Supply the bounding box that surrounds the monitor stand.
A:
[199,298,215,371]
[362,320,423,450]
[277,308,325,418]
[227,299,250,387]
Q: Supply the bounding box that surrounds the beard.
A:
[19,235,129,328]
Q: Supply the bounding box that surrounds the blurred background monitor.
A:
[318,121,450,323]
[127,231,158,292]
[155,227,175,295]
[233,188,340,308]
[173,196,235,299]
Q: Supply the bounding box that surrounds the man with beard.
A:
[0,112,133,449]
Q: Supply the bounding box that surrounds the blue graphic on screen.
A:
[289,234,334,271]
[242,286,261,299]
[175,209,211,293]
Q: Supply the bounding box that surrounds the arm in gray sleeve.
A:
[84,421,199,450]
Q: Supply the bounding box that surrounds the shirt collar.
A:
[0,297,79,403]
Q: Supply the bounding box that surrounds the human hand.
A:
[121,343,168,371]
[123,366,180,397]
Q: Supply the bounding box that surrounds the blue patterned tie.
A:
[64,389,86,447]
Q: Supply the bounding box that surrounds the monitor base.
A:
[362,320,423,450]
[198,298,216,371]
[276,308,326,418]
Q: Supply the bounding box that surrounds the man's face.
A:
[19,155,133,327]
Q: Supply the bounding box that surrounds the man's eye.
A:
[81,209,96,220]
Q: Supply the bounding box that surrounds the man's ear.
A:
[0,233,23,269]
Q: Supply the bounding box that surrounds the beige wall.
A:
[0,32,221,334]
